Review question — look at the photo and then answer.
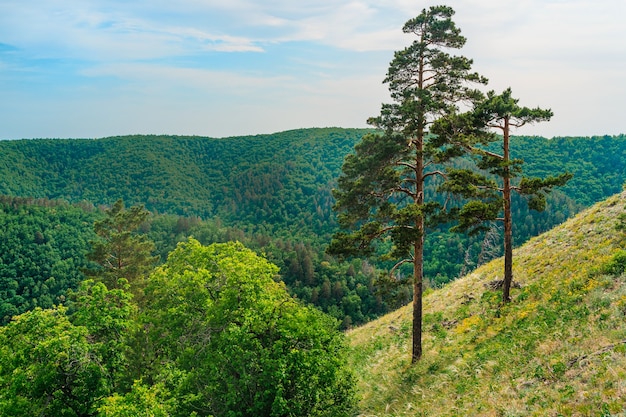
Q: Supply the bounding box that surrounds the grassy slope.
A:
[348,191,626,416]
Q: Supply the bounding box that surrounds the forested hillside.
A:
[0,197,98,323]
[508,135,626,206]
[0,198,387,328]
[1,129,624,237]
[0,129,624,327]
[0,128,368,238]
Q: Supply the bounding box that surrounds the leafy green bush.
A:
[603,249,626,275]
[0,281,135,417]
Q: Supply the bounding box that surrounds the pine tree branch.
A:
[389,258,414,278]
[424,170,446,180]
[397,161,417,170]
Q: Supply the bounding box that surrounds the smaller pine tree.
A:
[85,199,158,300]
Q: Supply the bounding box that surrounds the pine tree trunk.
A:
[412,131,425,363]
[502,117,513,303]
[412,237,424,363]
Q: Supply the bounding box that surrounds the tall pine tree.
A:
[328,5,486,363]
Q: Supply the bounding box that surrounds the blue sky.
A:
[1,0,625,139]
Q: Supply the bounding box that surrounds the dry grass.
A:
[348,191,626,416]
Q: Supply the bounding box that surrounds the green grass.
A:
[348,192,626,416]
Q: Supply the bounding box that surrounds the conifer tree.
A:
[85,199,158,298]
[328,5,486,363]
[437,88,572,302]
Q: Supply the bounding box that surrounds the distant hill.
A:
[348,191,626,415]
[0,130,624,238]
[0,129,624,327]
[0,128,370,239]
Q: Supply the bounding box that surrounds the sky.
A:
[1,0,625,140]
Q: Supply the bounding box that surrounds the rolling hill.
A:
[0,128,370,238]
[348,190,626,415]
[0,129,625,327]
[0,129,624,239]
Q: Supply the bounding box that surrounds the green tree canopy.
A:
[142,238,356,417]
[0,281,136,417]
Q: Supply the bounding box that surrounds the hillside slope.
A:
[0,130,623,288]
[349,191,626,416]
[0,131,624,238]
[0,128,370,238]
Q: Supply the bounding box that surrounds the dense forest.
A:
[0,129,625,328]
[0,240,357,416]
[1,129,624,234]
[0,197,98,323]
[0,128,367,237]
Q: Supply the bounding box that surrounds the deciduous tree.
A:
[0,281,136,417]
[143,238,356,416]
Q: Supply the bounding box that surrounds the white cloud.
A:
[0,0,421,60]
[81,63,293,96]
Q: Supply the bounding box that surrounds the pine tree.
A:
[85,199,158,299]
[437,88,572,302]
[328,5,486,363]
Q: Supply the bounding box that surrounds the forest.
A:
[0,238,357,416]
[2,4,626,415]
[0,131,625,329]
